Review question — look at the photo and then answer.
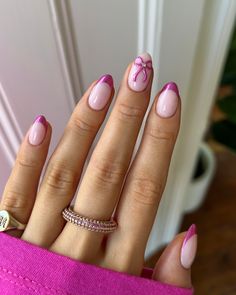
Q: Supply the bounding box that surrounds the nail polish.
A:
[88,74,113,110]
[128,52,152,92]
[156,82,179,118]
[28,115,47,146]
[181,224,198,269]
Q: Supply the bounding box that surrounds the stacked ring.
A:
[62,207,118,233]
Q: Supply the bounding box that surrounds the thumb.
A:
[152,224,197,288]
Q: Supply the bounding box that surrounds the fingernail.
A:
[181,224,198,269]
[88,74,113,110]
[156,82,179,118]
[128,52,152,92]
[28,115,47,146]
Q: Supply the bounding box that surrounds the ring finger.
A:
[22,75,114,246]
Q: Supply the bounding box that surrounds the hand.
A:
[0,53,197,288]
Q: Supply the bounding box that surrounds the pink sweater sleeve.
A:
[0,232,193,294]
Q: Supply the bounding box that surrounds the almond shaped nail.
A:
[181,224,198,269]
[156,82,179,118]
[28,115,47,146]
[88,74,113,111]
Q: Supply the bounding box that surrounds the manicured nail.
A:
[181,224,198,269]
[156,82,179,118]
[28,115,47,146]
[88,74,113,110]
[128,52,152,92]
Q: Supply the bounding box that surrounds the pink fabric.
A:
[0,232,193,294]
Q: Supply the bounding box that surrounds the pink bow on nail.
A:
[132,56,152,82]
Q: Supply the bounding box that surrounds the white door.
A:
[0,0,235,257]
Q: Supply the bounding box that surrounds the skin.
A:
[0,58,192,288]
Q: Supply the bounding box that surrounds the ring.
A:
[0,210,26,232]
[62,206,118,233]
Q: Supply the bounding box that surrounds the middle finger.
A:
[55,53,153,259]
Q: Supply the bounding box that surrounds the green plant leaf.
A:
[217,95,236,124]
[211,120,236,152]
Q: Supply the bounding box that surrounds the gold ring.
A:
[0,210,26,232]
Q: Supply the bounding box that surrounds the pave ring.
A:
[62,206,118,234]
[0,210,27,232]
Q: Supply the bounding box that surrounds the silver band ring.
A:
[62,206,117,233]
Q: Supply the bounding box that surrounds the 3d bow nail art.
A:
[132,56,152,82]
[128,53,153,92]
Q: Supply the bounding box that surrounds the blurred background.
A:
[147,25,236,294]
[0,1,236,293]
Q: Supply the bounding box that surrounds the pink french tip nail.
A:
[181,224,198,269]
[156,81,179,118]
[28,115,47,146]
[128,52,153,92]
[160,81,180,97]
[98,74,114,88]
[88,74,113,111]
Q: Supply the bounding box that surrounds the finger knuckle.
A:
[146,127,176,144]
[1,190,29,212]
[91,157,126,186]
[45,162,77,195]
[131,176,163,206]
[16,154,39,169]
[116,103,144,122]
[69,116,97,135]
